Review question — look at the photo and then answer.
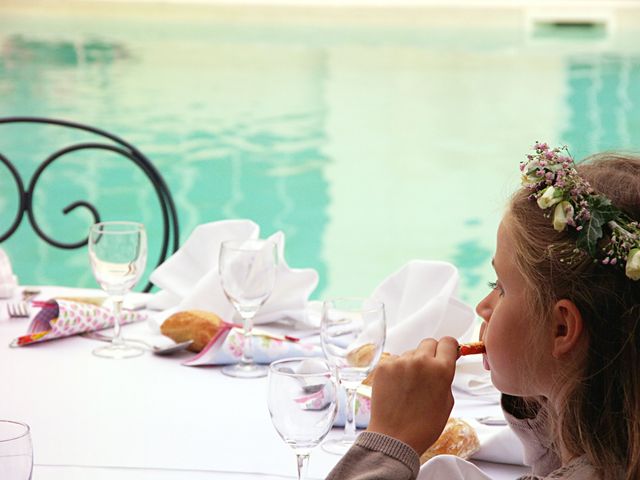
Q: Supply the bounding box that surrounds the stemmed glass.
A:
[88,221,147,359]
[268,358,337,480]
[0,420,33,479]
[320,297,386,455]
[219,239,278,378]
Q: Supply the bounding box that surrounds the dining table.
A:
[1,286,531,480]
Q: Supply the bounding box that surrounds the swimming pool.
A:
[1,2,640,305]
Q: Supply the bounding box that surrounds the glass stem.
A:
[295,453,310,480]
[240,312,255,366]
[344,385,358,443]
[111,296,124,346]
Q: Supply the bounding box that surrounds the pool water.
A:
[1,4,640,305]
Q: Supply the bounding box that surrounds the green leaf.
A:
[589,195,619,222]
[577,210,606,256]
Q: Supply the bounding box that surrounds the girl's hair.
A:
[508,153,640,480]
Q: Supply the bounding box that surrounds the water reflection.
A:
[563,54,640,158]
[1,16,640,304]
[1,34,132,67]
[0,32,330,295]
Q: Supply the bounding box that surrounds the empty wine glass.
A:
[320,297,386,455]
[88,221,147,359]
[268,358,337,480]
[0,420,33,479]
[219,239,278,378]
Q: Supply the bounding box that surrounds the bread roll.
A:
[420,418,480,464]
[160,310,225,352]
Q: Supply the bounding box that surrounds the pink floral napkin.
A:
[10,299,147,347]
[183,325,321,366]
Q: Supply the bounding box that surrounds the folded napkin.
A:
[419,455,494,480]
[453,357,500,402]
[183,325,322,366]
[147,220,319,326]
[372,260,476,355]
[0,247,18,299]
[472,423,526,466]
[10,299,147,347]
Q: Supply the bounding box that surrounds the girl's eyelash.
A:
[487,281,498,290]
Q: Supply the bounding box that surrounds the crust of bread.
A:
[160,310,225,352]
[420,418,480,463]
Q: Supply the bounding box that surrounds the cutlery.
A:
[6,289,41,318]
[82,332,193,356]
[476,416,508,426]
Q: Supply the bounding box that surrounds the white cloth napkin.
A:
[419,455,493,480]
[454,356,500,401]
[147,220,319,325]
[0,247,18,299]
[371,260,476,355]
[419,439,527,478]
[472,424,526,466]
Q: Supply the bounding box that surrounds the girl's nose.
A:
[475,293,493,323]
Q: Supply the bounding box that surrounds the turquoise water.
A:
[1,5,640,305]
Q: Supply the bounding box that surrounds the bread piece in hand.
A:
[160,310,225,352]
[419,418,480,464]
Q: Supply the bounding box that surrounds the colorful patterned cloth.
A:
[183,326,321,366]
[11,299,147,347]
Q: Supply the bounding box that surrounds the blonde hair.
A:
[508,153,640,479]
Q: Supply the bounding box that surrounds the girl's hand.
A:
[366,336,459,455]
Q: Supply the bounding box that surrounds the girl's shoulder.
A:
[517,455,598,480]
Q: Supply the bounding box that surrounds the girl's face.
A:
[476,219,551,397]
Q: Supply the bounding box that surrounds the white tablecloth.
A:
[1,287,530,480]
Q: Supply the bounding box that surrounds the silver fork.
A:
[6,289,41,319]
[7,301,30,318]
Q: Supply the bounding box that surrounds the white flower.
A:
[521,161,542,186]
[625,248,640,281]
[552,201,574,232]
[536,186,564,209]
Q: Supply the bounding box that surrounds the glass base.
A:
[222,362,268,378]
[93,343,145,359]
[321,437,354,455]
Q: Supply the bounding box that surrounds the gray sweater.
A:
[326,399,600,480]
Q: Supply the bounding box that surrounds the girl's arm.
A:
[325,432,419,480]
[326,337,459,480]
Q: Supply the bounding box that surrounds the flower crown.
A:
[520,142,640,281]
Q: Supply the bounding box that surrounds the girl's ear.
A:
[551,299,584,358]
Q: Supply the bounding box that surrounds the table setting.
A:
[0,220,531,480]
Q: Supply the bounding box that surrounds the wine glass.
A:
[88,221,147,359]
[219,239,277,378]
[0,420,33,479]
[320,297,386,455]
[268,358,337,480]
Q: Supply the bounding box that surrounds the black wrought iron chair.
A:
[0,116,180,292]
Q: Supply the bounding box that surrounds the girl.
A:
[326,145,640,480]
